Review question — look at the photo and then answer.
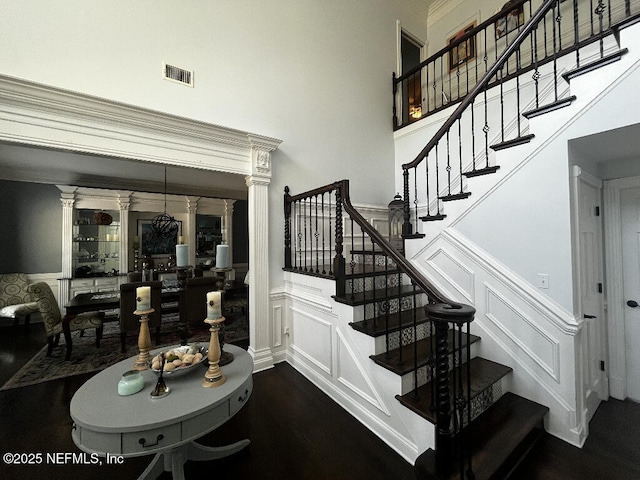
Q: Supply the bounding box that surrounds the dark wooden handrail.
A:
[402,0,556,171]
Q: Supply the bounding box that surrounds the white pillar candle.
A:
[136,286,151,311]
[176,244,189,267]
[215,244,229,269]
[206,291,222,319]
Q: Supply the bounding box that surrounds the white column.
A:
[186,197,199,267]
[118,194,131,274]
[58,188,76,313]
[246,145,276,371]
[224,199,236,280]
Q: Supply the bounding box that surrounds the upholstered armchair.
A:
[27,282,104,357]
[0,273,39,328]
[119,281,163,353]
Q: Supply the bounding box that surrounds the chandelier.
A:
[151,166,179,239]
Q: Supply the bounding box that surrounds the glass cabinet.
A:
[72,209,121,278]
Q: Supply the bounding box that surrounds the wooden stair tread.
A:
[333,284,422,306]
[350,308,429,337]
[414,392,549,480]
[396,357,512,423]
[370,331,481,375]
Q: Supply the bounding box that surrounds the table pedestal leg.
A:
[136,439,250,480]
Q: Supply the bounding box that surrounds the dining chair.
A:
[119,281,163,353]
[184,276,219,326]
[27,282,104,357]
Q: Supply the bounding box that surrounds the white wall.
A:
[0,0,432,291]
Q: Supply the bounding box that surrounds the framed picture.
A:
[138,219,182,256]
[447,21,477,72]
[495,1,525,39]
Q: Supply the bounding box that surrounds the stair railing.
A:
[394,0,639,130]
[400,0,639,234]
[285,180,477,477]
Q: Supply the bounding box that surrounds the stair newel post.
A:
[334,183,346,299]
[402,169,413,237]
[426,302,476,479]
[433,316,454,477]
[284,186,292,270]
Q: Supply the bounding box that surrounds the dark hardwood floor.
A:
[0,320,639,480]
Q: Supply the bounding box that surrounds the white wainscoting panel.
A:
[406,228,582,446]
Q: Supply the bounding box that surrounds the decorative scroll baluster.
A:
[321,193,326,275]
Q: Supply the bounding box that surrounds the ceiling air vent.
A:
[163,63,194,87]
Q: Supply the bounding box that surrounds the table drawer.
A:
[230,376,253,416]
[121,423,181,455]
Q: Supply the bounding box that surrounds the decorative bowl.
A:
[149,344,208,377]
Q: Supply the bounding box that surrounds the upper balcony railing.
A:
[394,0,640,130]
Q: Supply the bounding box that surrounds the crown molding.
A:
[0,74,282,176]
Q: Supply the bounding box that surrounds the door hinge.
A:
[598,283,603,293]
[600,360,605,371]
[595,206,600,216]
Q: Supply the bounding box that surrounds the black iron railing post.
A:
[334,182,346,298]
[402,169,413,236]
[284,186,292,269]
[426,303,477,479]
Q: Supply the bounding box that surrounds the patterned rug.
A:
[0,313,248,391]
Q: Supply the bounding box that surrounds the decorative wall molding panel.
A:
[283,271,432,464]
[406,228,581,446]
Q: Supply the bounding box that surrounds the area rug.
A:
[0,312,248,391]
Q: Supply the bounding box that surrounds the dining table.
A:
[62,287,182,360]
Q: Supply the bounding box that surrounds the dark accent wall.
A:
[0,180,62,274]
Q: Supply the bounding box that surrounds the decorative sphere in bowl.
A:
[150,344,208,377]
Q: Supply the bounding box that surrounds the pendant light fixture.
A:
[151,166,179,239]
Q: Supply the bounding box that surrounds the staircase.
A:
[283,1,640,478]
[335,247,548,479]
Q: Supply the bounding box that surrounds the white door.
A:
[576,172,607,421]
[621,187,640,402]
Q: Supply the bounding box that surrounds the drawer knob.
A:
[139,434,164,448]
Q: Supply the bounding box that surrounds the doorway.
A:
[604,175,640,401]
[399,29,425,125]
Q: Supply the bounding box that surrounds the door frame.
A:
[603,174,640,400]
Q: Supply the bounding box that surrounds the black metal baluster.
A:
[458,118,464,195]
[573,0,581,67]
[350,218,355,301]
[552,0,560,102]
[446,131,452,197]
[516,49,522,138]
[321,193,326,275]
[314,195,319,273]
[483,85,490,169]
[596,1,606,58]
[435,145,442,215]
[499,68,505,143]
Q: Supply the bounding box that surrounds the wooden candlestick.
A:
[133,308,155,370]
[202,316,226,388]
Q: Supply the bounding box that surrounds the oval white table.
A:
[70,344,252,480]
